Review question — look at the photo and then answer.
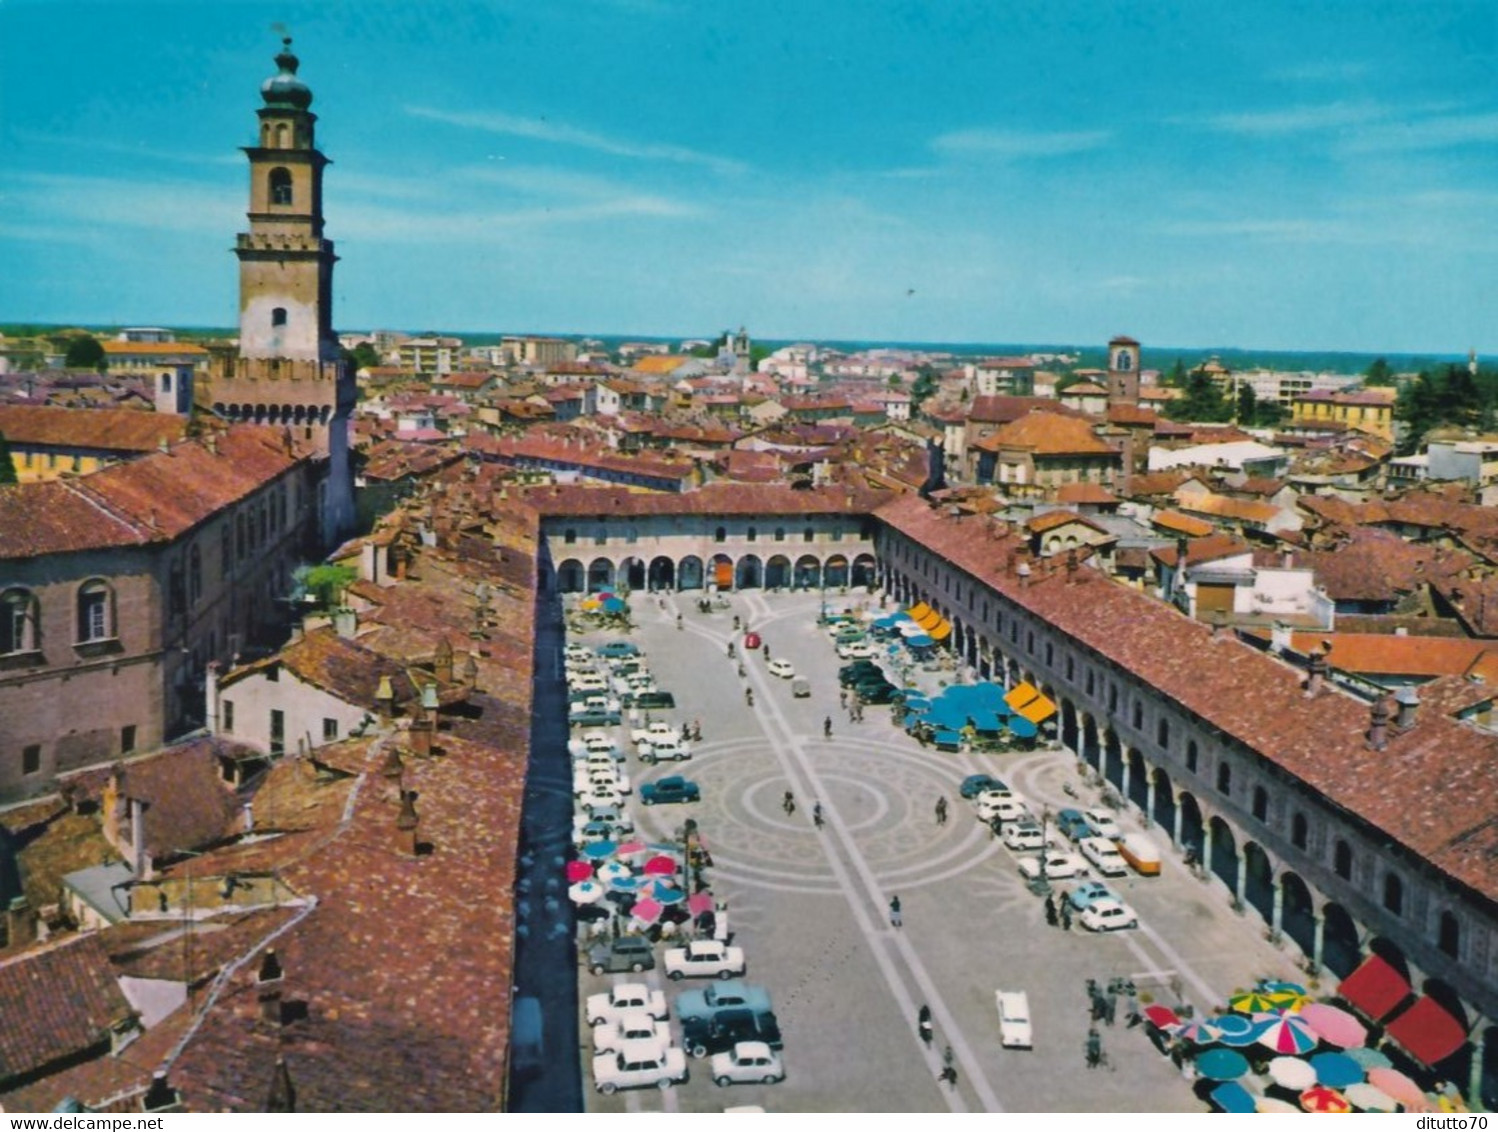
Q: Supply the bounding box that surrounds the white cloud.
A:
[1192,101,1386,135]
[1339,111,1498,154]
[6,173,237,234]
[405,106,747,175]
[930,128,1111,158]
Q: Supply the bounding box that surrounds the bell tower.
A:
[210,38,354,543]
[1106,334,1141,408]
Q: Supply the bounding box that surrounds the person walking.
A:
[942,1045,954,1071]
[812,801,824,830]
[935,796,948,826]
[889,894,902,929]
[824,716,833,740]
[840,688,848,709]
[1044,892,1058,927]
[1060,898,1073,931]
[1085,1028,1102,1069]
[939,1065,958,1089]
[917,1004,933,1048]
[782,790,796,816]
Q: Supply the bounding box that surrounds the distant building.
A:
[502,335,578,367]
[1106,335,1141,408]
[1291,388,1395,442]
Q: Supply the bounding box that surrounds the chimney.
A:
[1367,696,1392,751]
[266,1056,297,1113]
[463,652,479,690]
[205,432,218,456]
[129,796,149,879]
[1269,622,1292,654]
[141,1071,182,1114]
[333,607,357,639]
[374,675,395,719]
[396,789,420,855]
[434,638,454,684]
[6,895,36,947]
[1394,686,1420,731]
[1304,647,1328,698]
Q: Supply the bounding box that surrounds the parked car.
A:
[995,990,1033,1049]
[1056,808,1092,842]
[664,939,747,981]
[1066,880,1119,911]
[711,1041,785,1087]
[1017,851,1088,881]
[579,784,625,813]
[638,737,692,764]
[596,641,641,658]
[960,774,1006,799]
[977,794,1030,825]
[632,691,676,710]
[791,676,811,698]
[592,1040,687,1094]
[1079,898,1138,932]
[681,1009,784,1058]
[640,775,701,805]
[854,680,898,704]
[592,1011,671,1056]
[588,935,656,976]
[676,980,773,1023]
[839,661,883,686]
[1078,836,1129,877]
[836,641,877,660]
[575,765,631,797]
[577,805,633,838]
[571,709,623,728]
[585,982,667,1026]
[1002,819,1048,852]
[1083,807,1123,840]
[1116,832,1162,876]
[630,721,679,747]
[767,658,795,679]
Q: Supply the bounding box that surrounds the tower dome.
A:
[260,38,312,110]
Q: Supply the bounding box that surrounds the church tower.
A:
[210,38,354,543]
[1106,334,1141,408]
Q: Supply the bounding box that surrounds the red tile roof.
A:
[979,411,1119,457]
[0,934,135,1085]
[967,395,1087,425]
[0,405,189,453]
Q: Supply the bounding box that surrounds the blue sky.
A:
[3,0,1497,353]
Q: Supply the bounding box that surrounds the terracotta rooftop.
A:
[967,395,1087,425]
[1055,483,1119,506]
[1151,510,1216,538]
[979,410,1119,457]
[1027,509,1109,536]
[0,934,135,1086]
[1284,631,1498,680]
[1149,532,1252,567]
[0,405,189,453]
[1173,491,1283,525]
[525,481,888,518]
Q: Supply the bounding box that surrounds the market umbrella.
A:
[1267,1056,1318,1091]
[568,880,605,905]
[1300,1085,1352,1113]
[1230,989,1284,1014]
[603,597,626,614]
[1267,988,1311,1012]
[1209,1081,1257,1113]
[630,896,663,925]
[597,861,632,885]
[1142,1005,1181,1029]
[1171,1018,1223,1045]
[582,840,618,860]
[1311,1051,1365,1088]
[642,855,678,876]
[687,892,716,915]
[653,884,686,905]
[615,840,648,859]
[1345,1083,1398,1112]
[1261,979,1308,996]
[565,859,594,882]
[1345,1046,1393,1071]
[607,875,642,892]
[1253,1011,1320,1055]
[1301,1002,1368,1048]
[1197,1048,1250,1081]
[1369,1068,1435,1111]
[1255,1097,1302,1114]
[1210,1013,1259,1046]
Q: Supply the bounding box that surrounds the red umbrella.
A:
[1299,1085,1351,1113]
[1143,1004,1181,1029]
[565,860,594,883]
[642,855,678,877]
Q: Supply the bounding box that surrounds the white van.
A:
[1117,832,1162,876]
[995,990,1032,1048]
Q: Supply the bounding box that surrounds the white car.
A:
[977,795,1031,825]
[767,659,795,679]
[1079,898,1138,932]
[569,732,621,760]
[585,982,668,1026]
[1002,820,1048,852]
[569,674,610,694]
[664,939,748,981]
[836,641,876,660]
[564,644,593,664]
[592,1010,671,1056]
[1017,851,1088,881]
[1083,807,1123,840]
[574,765,632,797]
[630,721,680,747]
[593,1039,688,1094]
[711,1041,785,1087]
[579,784,625,812]
[1078,836,1128,877]
[995,990,1032,1049]
[638,736,691,764]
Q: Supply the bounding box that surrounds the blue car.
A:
[1056,808,1092,842]
[640,775,700,805]
[676,979,773,1023]
[960,774,1006,799]
[596,641,640,658]
[1067,880,1119,911]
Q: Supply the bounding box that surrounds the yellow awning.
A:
[908,602,932,621]
[916,609,942,631]
[1004,682,1038,710]
[929,619,952,641]
[1004,681,1056,723]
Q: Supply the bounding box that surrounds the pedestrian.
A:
[1060,899,1073,931]
[917,1004,933,1048]
[1085,1028,1102,1069]
[783,790,795,816]
[763,643,771,660]
[1044,892,1058,927]
[939,1065,958,1089]
[824,716,833,739]
[1104,990,1117,1028]
[935,796,948,825]
[840,688,848,709]
[942,1044,954,1070]
[812,801,824,830]
[676,613,683,630]
[889,894,902,929]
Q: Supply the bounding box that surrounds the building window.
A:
[271,307,288,328]
[1252,785,1268,822]
[77,580,114,643]
[1382,873,1403,916]
[221,524,232,578]
[0,588,39,654]
[1085,669,1094,696]
[1333,839,1352,880]
[1131,700,1143,729]
[269,709,285,756]
[1027,630,1035,653]
[121,725,137,754]
[188,545,203,605]
[774,528,786,542]
[1156,717,1170,749]
[1045,642,1053,666]
[714,527,727,543]
[563,529,577,545]
[323,718,339,741]
[222,700,235,734]
[269,167,293,206]
[1108,683,1118,713]
[747,527,757,542]
[1066,656,1075,681]
[1439,911,1460,959]
[1291,811,1308,849]
[594,529,606,546]
[22,745,40,775]
[804,529,815,543]
[1185,739,1199,773]
[169,561,186,618]
[626,527,638,544]
[265,664,279,683]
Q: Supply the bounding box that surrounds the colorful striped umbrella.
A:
[1211,1013,1260,1047]
[1230,989,1284,1014]
[1254,1011,1320,1054]
[1267,988,1311,1012]
[1171,1018,1223,1045]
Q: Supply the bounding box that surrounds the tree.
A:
[1168,358,1187,387]
[350,341,382,371]
[0,431,17,485]
[1236,383,1257,424]
[1166,370,1232,422]
[64,335,105,370]
[1364,357,1395,386]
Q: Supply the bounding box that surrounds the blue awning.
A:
[1008,716,1039,739]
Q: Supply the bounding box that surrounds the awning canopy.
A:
[929,619,952,641]
[1336,954,1411,1023]
[1004,681,1057,724]
[907,602,931,621]
[1386,997,1467,1067]
[916,608,942,631]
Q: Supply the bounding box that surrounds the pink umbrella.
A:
[642,855,678,877]
[687,892,715,915]
[1301,1002,1369,1049]
[630,896,663,924]
[1369,1067,1436,1113]
[615,840,648,858]
[565,859,594,883]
